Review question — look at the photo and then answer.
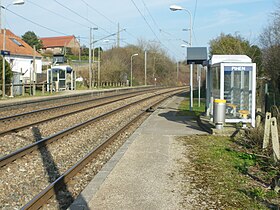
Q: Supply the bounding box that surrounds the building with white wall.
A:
[0,29,42,84]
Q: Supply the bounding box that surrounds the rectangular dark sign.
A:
[187,47,207,64]
[1,50,10,56]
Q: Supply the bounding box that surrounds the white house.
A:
[0,29,42,84]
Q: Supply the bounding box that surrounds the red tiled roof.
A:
[40,35,76,48]
[0,29,42,57]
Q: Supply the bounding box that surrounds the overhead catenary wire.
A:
[27,0,89,29]
[7,8,70,36]
[130,0,161,43]
[140,0,160,30]
[80,0,116,26]
[130,0,181,58]
[52,0,111,35]
[192,0,198,45]
[80,0,139,46]
[12,0,139,47]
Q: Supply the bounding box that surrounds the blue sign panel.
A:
[224,66,253,72]
[1,50,10,56]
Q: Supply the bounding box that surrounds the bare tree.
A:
[259,2,280,101]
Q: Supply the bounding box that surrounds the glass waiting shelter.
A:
[47,65,76,91]
[206,55,256,127]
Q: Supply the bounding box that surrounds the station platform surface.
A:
[69,93,207,210]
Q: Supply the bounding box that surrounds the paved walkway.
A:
[69,93,206,210]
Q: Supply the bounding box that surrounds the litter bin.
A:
[213,99,226,129]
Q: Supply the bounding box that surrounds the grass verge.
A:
[178,135,280,209]
[178,98,205,116]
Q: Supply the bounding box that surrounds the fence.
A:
[260,105,280,162]
[1,81,129,97]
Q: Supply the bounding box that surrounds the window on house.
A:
[10,38,24,47]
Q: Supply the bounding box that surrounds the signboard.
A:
[224,66,253,72]
[1,50,10,56]
[187,47,207,64]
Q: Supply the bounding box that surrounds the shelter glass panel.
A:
[224,66,253,119]
[211,66,220,99]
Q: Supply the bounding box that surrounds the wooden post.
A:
[256,115,262,128]
[271,117,279,162]
[263,112,271,149]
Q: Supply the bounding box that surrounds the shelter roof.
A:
[210,55,252,65]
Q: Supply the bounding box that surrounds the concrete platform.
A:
[69,93,206,210]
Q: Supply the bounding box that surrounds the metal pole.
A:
[92,28,98,87]
[190,62,193,111]
[89,28,92,89]
[130,55,133,87]
[198,75,201,107]
[130,53,138,87]
[97,47,100,88]
[184,9,192,47]
[177,62,179,86]
[2,36,5,97]
[33,45,36,96]
[144,50,147,86]
[0,0,2,33]
[197,65,201,107]
[2,7,6,98]
[184,8,193,110]
[117,23,120,48]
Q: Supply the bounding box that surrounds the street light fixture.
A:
[130,53,138,87]
[169,4,184,11]
[1,0,25,98]
[169,4,192,47]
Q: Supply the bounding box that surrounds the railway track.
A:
[0,87,186,209]
[0,86,158,115]
[0,88,178,157]
[0,88,159,136]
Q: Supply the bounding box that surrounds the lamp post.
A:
[144,50,147,86]
[89,27,98,89]
[170,4,193,110]
[170,5,192,47]
[130,53,138,87]
[1,0,25,98]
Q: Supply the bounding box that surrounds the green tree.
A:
[209,33,251,55]
[209,33,263,75]
[0,57,13,86]
[22,31,43,51]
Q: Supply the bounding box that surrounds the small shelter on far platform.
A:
[206,55,256,127]
[47,65,76,91]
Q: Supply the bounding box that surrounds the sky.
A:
[2,0,277,60]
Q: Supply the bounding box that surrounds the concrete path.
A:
[70,93,206,210]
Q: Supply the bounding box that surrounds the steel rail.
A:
[0,87,161,122]
[21,89,182,210]
[0,86,158,110]
[0,90,153,136]
[0,88,185,167]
